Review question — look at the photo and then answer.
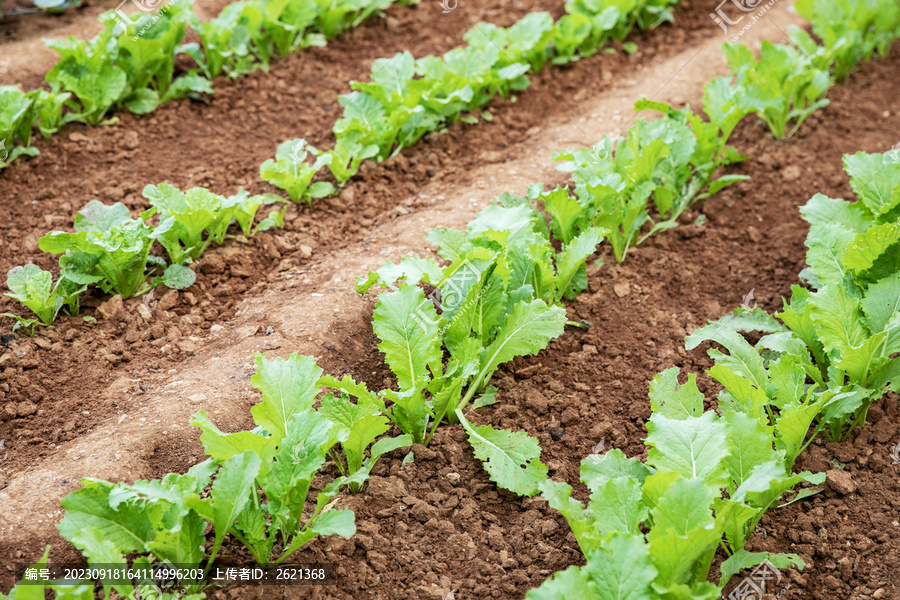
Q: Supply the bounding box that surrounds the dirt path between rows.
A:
[0,0,811,577]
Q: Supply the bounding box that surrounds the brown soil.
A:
[0,1,898,599]
[201,49,900,600]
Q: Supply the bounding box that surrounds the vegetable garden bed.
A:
[0,0,898,599]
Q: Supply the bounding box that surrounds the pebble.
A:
[158,290,179,311]
[96,295,124,321]
[136,303,153,321]
[235,325,260,339]
[826,469,856,495]
[32,337,51,350]
[747,226,762,243]
[525,389,549,414]
[299,245,313,258]
[122,130,140,150]
[613,282,630,297]
[782,165,802,181]
[17,401,38,417]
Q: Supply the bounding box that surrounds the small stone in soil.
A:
[1,334,16,348]
[826,469,856,495]
[549,427,565,441]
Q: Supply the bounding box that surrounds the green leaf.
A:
[59,479,153,554]
[538,479,604,555]
[186,450,261,558]
[719,550,804,586]
[309,508,355,537]
[259,411,335,532]
[862,272,900,352]
[646,412,729,485]
[124,88,160,114]
[686,324,768,391]
[586,476,648,538]
[646,477,714,540]
[723,411,779,489]
[355,256,444,293]
[478,299,566,379]
[556,227,603,301]
[581,449,654,492]
[583,535,659,600]
[844,151,900,216]
[159,263,195,289]
[370,433,414,462]
[707,364,769,419]
[250,353,323,442]
[524,564,595,599]
[372,284,442,390]
[74,200,133,233]
[647,368,704,419]
[800,193,873,233]
[807,283,868,352]
[542,186,585,243]
[320,392,390,474]
[191,410,278,468]
[841,222,900,274]
[456,408,547,497]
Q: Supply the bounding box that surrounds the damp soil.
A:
[0,2,898,599]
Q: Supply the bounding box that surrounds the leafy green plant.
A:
[28,88,72,139]
[57,353,376,593]
[689,153,900,441]
[790,0,900,84]
[314,0,393,39]
[190,353,370,565]
[0,86,40,167]
[141,184,282,264]
[347,200,590,494]
[38,200,195,299]
[44,15,129,125]
[323,131,380,184]
[554,97,747,262]
[2,265,84,334]
[194,1,266,79]
[721,41,832,139]
[259,0,320,57]
[529,369,819,599]
[260,139,335,203]
[114,3,212,113]
[318,381,413,492]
